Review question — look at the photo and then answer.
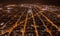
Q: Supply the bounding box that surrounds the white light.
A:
[41,7,48,11]
[7,7,13,9]
[6,4,16,7]
[31,24,34,26]
[27,9,32,14]
[20,4,24,7]
[0,8,2,10]
[5,10,11,13]
[0,22,4,25]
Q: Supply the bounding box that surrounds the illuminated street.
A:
[0,3,60,36]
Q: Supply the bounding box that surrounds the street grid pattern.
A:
[0,4,60,36]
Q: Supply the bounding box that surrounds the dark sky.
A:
[0,0,60,6]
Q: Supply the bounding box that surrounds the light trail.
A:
[22,12,28,36]
[31,12,38,36]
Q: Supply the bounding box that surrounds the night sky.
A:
[0,0,60,6]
